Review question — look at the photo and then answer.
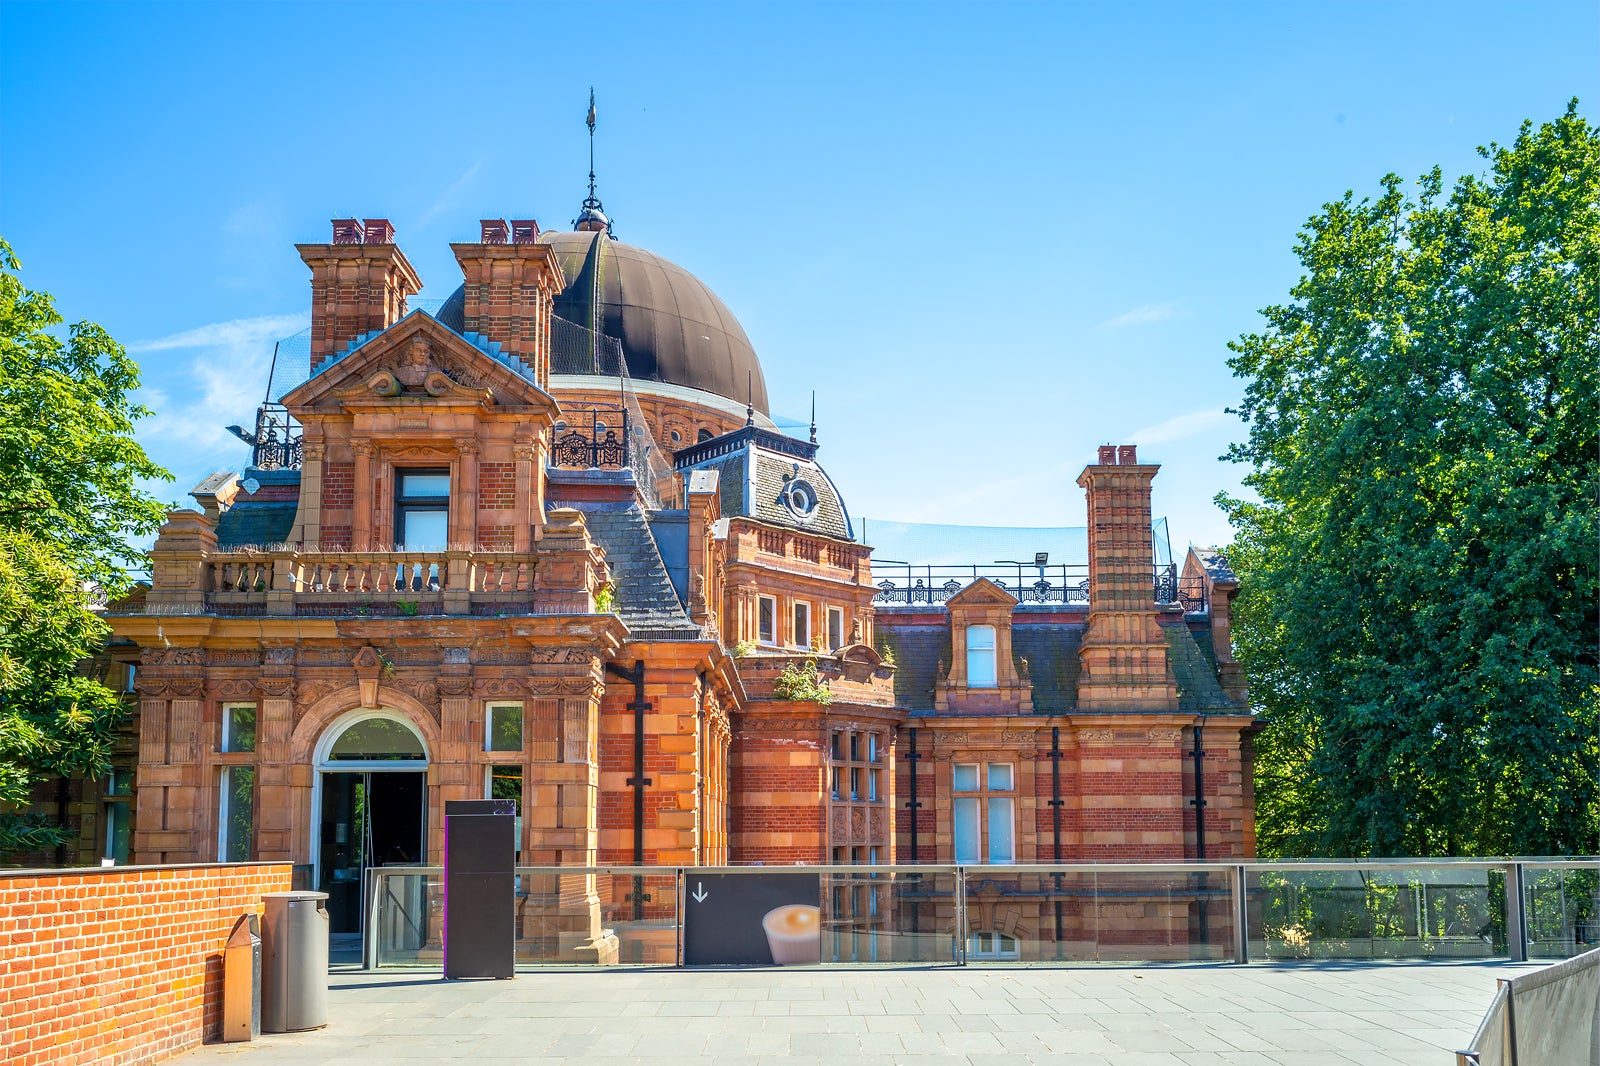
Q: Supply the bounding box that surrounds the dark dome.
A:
[440,230,768,415]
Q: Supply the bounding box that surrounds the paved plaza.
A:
[174,960,1537,1065]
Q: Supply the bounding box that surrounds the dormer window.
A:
[780,477,819,520]
[966,624,997,688]
[396,469,449,550]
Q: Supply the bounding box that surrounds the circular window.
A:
[670,429,682,444]
[781,478,819,519]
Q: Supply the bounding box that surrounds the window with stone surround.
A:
[952,761,1014,864]
[966,625,997,689]
[758,595,777,644]
[218,766,254,862]
[221,703,257,753]
[966,931,1020,960]
[793,600,811,649]
[829,727,885,839]
[486,764,523,863]
[485,703,523,752]
[395,469,450,550]
[827,606,845,651]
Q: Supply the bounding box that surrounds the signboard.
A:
[683,873,822,966]
[443,799,516,980]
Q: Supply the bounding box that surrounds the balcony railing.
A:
[201,549,537,616]
[362,857,1597,970]
[548,405,630,470]
[869,562,1206,611]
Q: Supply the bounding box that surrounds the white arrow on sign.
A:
[691,882,709,903]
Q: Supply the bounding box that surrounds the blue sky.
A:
[1,1,1591,554]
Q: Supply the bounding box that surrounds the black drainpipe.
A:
[1190,720,1209,950]
[605,659,651,922]
[54,777,71,866]
[905,727,923,936]
[1048,727,1065,956]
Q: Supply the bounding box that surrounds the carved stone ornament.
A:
[442,647,472,665]
[436,677,472,698]
[301,440,326,462]
[830,808,848,839]
[395,677,441,707]
[1077,729,1116,741]
[213,679,256,699]
[851,808,867,841]
[139,677,205,698]
[513,441,538,462]
[352,646,385,673]
[1001,730,1038,744]
[474,678,526,699]
[531,647,594,665]
[297,678,345,707]
[264,646,296,665]
[1147,728,1184,742]
[367,369,402,396]
[259,677,295,698]
[143,647,206,666]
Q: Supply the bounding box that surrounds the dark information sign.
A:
[683,873,822,966]
[443,799,516,980]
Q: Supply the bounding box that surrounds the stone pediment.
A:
[281,311,555,414]
[944,577,1018,608]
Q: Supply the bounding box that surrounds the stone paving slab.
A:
[174,961,1540,1065]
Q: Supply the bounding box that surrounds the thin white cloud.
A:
[128,314,305,353]
[1099,302,1179,329]
[414,158,488,232]
[1126,407,1232,446]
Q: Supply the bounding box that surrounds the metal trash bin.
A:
[261,891,330,1033]
[222,913,261,1042]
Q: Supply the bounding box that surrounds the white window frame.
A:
[758,595,777,645]
[485,702,524,753]
[793,600,812,649]
[221,702,257,753]
[827,606,845,650]
[951,761,1015,864]
[967,931,1020,960]
[966,624,997,688]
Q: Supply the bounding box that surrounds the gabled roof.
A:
[944,577,1019,608]
[280,310,555,413]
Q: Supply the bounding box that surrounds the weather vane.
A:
[575,88,615,237]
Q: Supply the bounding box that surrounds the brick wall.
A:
[0,863,293,1066]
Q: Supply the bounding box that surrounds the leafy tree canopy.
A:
[0,238,171,855]
[1222,102,1599,858]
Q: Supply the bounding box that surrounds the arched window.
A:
[966,624,997,688]
[315,711,429,770]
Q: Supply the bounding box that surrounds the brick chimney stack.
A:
[451,220,565,390]
[297,218,423,368]
[1075,444,1178,711]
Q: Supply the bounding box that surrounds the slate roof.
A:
[1163,624,1236,710]
[1193,548,1238,585]
[1011,625,1084,714]
[751,450,851,540]
[215,469,301,549]
[875,625,950,710]
[561,499,700,640]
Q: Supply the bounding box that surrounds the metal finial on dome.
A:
[809,391,817,445]
[746,371,754,427]
[575,88,615,236]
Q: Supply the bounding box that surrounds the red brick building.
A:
[87,193,1253,962]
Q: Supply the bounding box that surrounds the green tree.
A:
[0,238,171,855]
[1221,103,1599,858]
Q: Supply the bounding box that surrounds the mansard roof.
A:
[674,424,853,541]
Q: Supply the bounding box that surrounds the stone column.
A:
[351,440,375,550]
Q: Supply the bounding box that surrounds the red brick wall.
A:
[478,463,515,509]
[0,863,293,1066]
[322,462,354,508]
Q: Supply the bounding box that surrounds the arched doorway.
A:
[313,711,430,936]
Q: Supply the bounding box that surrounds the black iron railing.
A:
[549,405,630,469]
[870,562,1206,611]
[246,403,302,471]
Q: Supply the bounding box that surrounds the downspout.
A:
[605,659,650,922]
[55,776,71,866]
[905,727,922,937]
[1048,726,1064,957]
[1191,719,1209,950]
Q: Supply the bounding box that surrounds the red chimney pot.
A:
[1097,445,1117,465]
[480,219,510,244]
[1118,445,1138,465]
[362,218,395,245]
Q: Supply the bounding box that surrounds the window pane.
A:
[953,764,979,791]
[487,704,523,752]
[104,802,130,863]
[849,733,860,761]
[831,732,843,761]
[759,598,775,642]
[794,603,810,646]
[328,717,425,760]
[400,472,450,497]
[869,769,880,801]
[221,766,254,862]
[401,509,448,550]
[987,763,1013,791]
[867,734,878,762]
[850,767,861,800]
[223,705,256,753]
[967,630,997,688]
[489,764,522,801]
[954,797,980,863]
[988,797,1014,863]
[828,609,844,650]
[967,624,995,650]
